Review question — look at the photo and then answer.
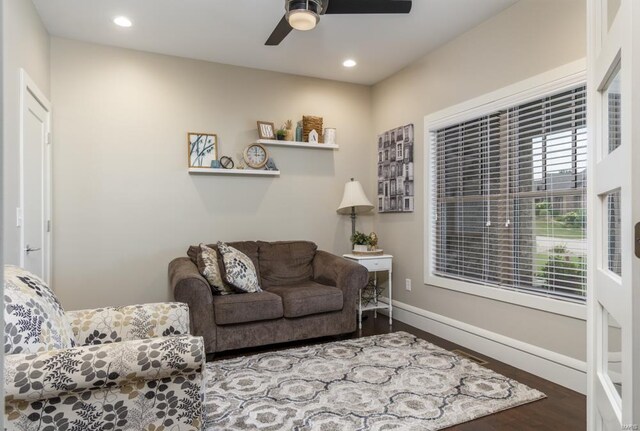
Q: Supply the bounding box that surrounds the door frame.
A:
[19,69,52,283]
[586,0,639,429]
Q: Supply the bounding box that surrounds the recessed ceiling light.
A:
[342,59,357,68]
[113,16,132,28]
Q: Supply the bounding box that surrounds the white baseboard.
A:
[377,299,586,394]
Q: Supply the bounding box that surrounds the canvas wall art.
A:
[377,124,414,213]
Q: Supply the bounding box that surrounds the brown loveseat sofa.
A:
[168,240,368,355]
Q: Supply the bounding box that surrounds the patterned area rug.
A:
[204,331,545,430]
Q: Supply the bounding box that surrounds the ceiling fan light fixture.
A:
[286,0,322,31]
[288,10,319,31]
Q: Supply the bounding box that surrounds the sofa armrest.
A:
[4,335,204,402]
[169,257,217,354]
[313,250,368,309]
[67,302,190,346]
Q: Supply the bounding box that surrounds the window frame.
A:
[424,60,587,320]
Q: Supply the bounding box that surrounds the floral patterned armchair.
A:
[4,265,204,431]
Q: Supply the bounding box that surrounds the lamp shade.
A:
[337,179,374,214]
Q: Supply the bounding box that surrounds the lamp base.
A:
[351,206,357,237]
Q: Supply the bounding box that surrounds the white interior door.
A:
[587,0,639,429]
[19,70,51,283]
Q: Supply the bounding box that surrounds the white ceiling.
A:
[32,0,520,85]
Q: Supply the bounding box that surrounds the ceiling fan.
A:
[266,0,413,46]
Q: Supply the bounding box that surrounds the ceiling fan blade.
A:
[325,0,412,14]
[265,15,293,46]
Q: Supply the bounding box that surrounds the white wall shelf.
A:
[188,168,280,176]
[257,138,339,150]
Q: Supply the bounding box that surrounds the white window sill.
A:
[424,273,587,320]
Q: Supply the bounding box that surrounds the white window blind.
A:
[431,85,587,302]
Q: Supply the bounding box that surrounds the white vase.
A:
[353,244,368,252]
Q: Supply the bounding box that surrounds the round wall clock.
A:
[243,144,269,169]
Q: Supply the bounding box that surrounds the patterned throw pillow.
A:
[217,242,262,293]
[4,265,76,354]
[197,244,234,295]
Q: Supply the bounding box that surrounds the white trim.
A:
[378,299,587,394]
[188,168,280,176]
[257,139,339,150]
[587,0,639,426]
[424,59,588,319]
[426,275,587,320]
[19,69,52,284]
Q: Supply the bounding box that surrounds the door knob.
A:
[25,244,41,254]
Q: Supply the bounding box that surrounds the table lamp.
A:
[337,178,374,237]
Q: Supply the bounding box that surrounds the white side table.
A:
[343,254,393,330]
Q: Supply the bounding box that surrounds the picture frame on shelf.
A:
[257,121,275,139]
[188,132,217,168]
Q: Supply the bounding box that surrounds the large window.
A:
[431,85,587,302]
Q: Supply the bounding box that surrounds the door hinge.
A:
[16,208,22,227]
[47,220,51,233]
[46,132,52,145]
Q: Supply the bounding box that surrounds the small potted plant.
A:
[351,231,370,252]
[275,128,287,141]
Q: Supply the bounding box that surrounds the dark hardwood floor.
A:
[211,312,586,431]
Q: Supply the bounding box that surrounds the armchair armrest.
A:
[313,250,368,307]
[67,302,190,346]
[4,335,204,402]
[169,257,217,354]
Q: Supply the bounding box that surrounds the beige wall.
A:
[25,0,588,362]
[3,0,51,265]
[371,0,588,360]
[50,38,373,310]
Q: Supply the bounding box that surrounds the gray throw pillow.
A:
[217,242,262,293]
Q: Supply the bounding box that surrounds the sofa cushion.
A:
[213,291,283,325]
[4,265,76,354]
[266,281,343,318]
[188,241,262,283]
[257,241,317,288]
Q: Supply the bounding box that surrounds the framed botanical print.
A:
[188,133,217,168]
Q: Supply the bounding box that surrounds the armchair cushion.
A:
[66,302,190,346]
[5,335,204,430]
[266,281,343,318]
[3,265,76,354]
[4,335,203,401]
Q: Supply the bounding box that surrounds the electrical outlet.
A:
[405,278,412,291]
